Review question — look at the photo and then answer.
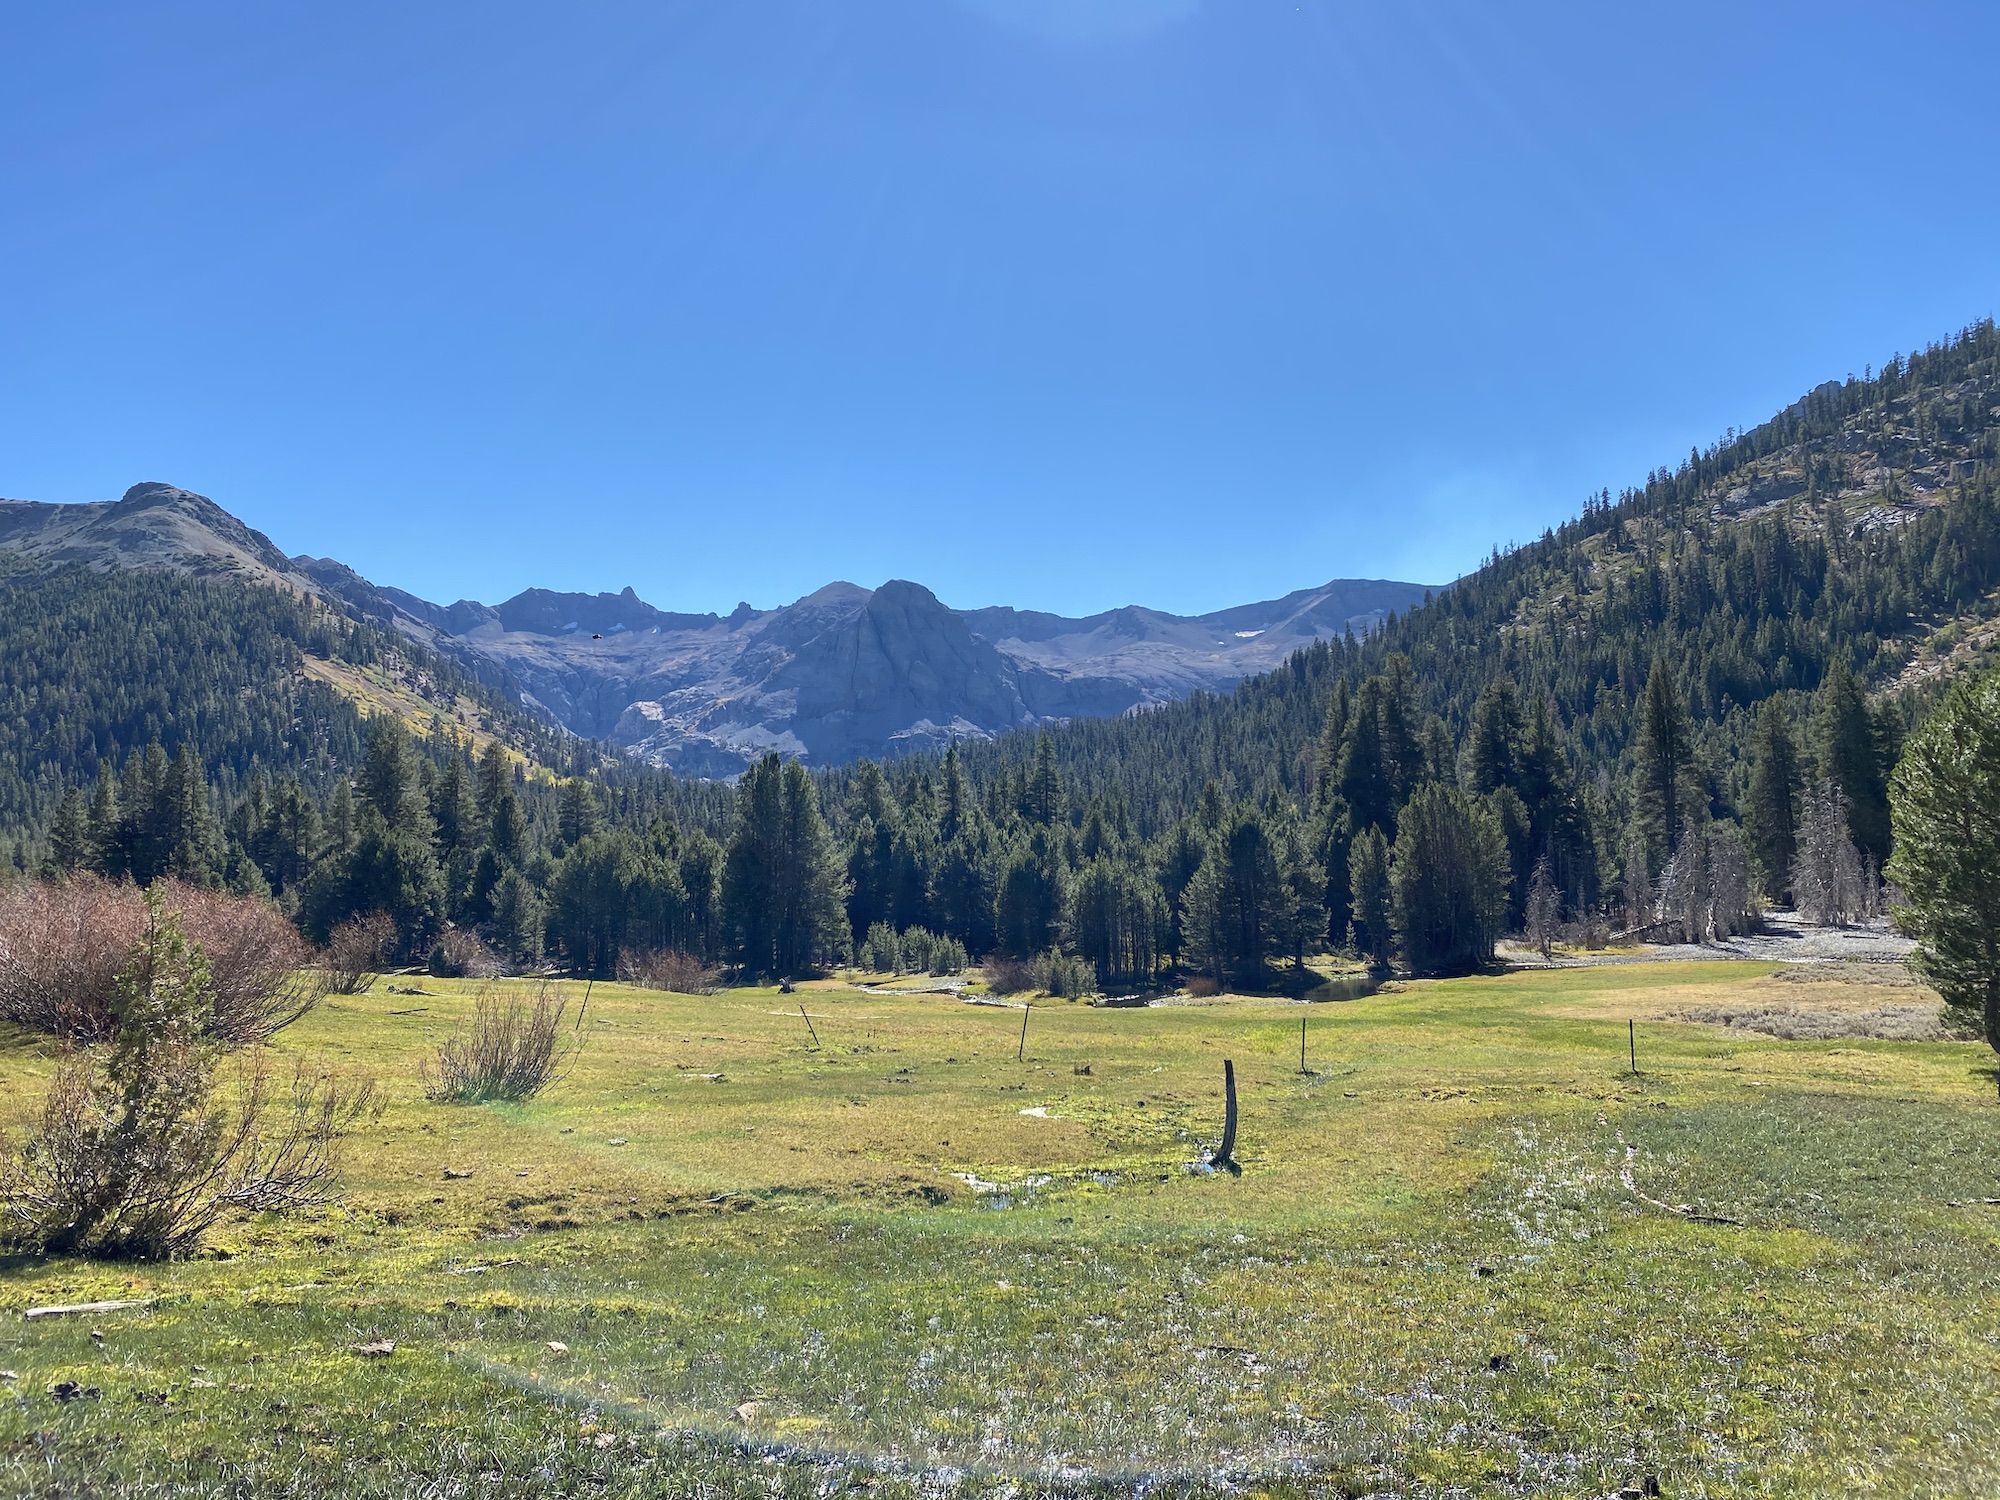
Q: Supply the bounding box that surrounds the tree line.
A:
[7,321,2000,998]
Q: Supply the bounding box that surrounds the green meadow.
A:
[3,962,1998,1497]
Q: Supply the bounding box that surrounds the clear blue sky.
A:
[4,2,1997,617]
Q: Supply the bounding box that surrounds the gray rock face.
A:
[427,571,1429,774]
[0,482,1437,775]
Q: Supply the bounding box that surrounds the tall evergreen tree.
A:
[1390,784,1509,976]
[1632,660,1699,874]
[1348,825,1392,969]
[42,786,92,877]
[723,755,849,978]
[1745,701,1802,901]
[1183,807,1286,986]
[1887,665,2000,1052]
[1814,659,1890,868]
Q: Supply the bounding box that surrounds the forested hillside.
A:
[946,323,2000,810]
[5,322,1997,989]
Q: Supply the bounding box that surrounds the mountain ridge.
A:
[0,482,1437,774]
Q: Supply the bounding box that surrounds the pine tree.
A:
[1184,807,1286,987]
[42,787,92,877]
[1632,660,1698,873]
[1023,735,1066,828]
[85,763,120,876]
[557,779,601,849]
[1745,701,1801,901]
[722,755,848,978]
[1348,825,1392,969]
[1462,678,1523,796]
[1390,784,1509,976]
[1336,679,1396,836]
[1886,665,2000,1051]
[159,745,224,885]
[357,721,430,833]
[1814,659,1890,867]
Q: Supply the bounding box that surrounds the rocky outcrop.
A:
[0,483,300,583]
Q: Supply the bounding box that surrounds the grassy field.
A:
[3,961,1998,1497]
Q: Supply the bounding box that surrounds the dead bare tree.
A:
[1793,780,1866,927]
[1525,856,1562,961]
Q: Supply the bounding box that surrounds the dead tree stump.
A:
[1209,1059,1241,1175]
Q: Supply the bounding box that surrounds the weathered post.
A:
[1629,1019,1638,1075]
[1300,1016,1308,1074]
[1017,1002,1031,1061]
[800,1003,820,1049]
[1210,1059,1240,1174]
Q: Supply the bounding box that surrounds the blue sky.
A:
[4,2,1997,617]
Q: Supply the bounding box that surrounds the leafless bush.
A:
[0,875,136,1037]
[427,924,501,980]
[1184,973,1221,998]
[169,882,329,1042]
[982,955,1036,995]
[0,895,374,1259]
[326,912,397,995]
[0,875,327,1043]
[421,983,582,1103]
[1561,915,1611,951]
[618,947,718,994]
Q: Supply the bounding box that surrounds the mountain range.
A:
[0,483,1433,775]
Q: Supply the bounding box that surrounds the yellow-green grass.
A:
[2,963,1997,1496]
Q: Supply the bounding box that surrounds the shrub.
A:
[1184,973,1221,998]
[0,894,374,1260]
[928,935,968,976]
[982,955,1036,995]
[421,983,582,1103]
[0,875,327,1044]
[427,924,501,980]
[899,927,938,974]
[1032,948,1095,999]
[618,947,719,995]
[326,912,397,996]
[861,922,900,973]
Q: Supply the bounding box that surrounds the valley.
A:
[10,9,2000,1495]
[4,960,1996,1497]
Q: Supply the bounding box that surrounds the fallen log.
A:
[24,1298,155,1321]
